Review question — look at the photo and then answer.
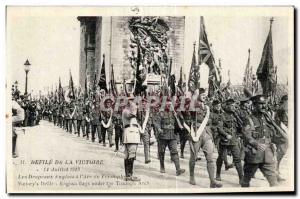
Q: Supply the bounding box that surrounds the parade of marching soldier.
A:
[7,7,294,193]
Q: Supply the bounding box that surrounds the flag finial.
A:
[193,42,196,52]
[248,48,251,54]
[270,17,274,28]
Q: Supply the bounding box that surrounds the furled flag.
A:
[177,66,183,93]
[110,64,118,97]
[256,18,276,97]
[58,77,64,102]
[68,70,75,100]
[98,54,108,93]
[198,16,220,96]
[84,74,88,100]
[134,44,146,95]
[188,43,200,93]
[243,49,252,90]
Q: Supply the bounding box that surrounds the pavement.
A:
[10,120,293,193]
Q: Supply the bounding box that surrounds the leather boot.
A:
[207,162,222,188]
[189,161,196,185]
[216,160,222,181]
[173,154,185,176]
[235,162,244,185]
[124,159,130,181]
[159,155,166,173]
[129,158,140,181]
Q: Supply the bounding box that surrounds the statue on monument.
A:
[128,16,170,79]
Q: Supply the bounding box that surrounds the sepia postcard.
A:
[6,6,294,193]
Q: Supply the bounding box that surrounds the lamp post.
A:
[24,59,31,95]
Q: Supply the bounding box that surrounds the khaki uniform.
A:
[241,113,279,187]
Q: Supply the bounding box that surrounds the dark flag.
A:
[198,16,220,97]
[58,77,64,102]
[134,44,145,95]
[68,70,75,100]
[188,43,200,93]
[110,64,118,97]
[84,75,88,100]
[98,54,108,93]
[168,74,176,96]
[256,18,276,97]
[177,66,183,93]
[243,49,252,90]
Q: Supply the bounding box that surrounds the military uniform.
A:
[114,109,123,151]
[76,101,86,137]
[122,100,141,181]
[182,101,221,187]
[84,102,91,139]
[155,106,185,176]
[90,104,102,142]
[52,103,58,126]
[216,99,243,184]
[64,105,71,133]
[241,95,283,187]
[101,110,114,147]
[137,107,152,163]
[274,95,288,182]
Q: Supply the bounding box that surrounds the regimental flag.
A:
[243,49,252,90]
[84,75,88,100]
[110,64,118,97]
[168,74,176,96]
[58,77,64,102]
[68,70,75,100]
[198,16,220,97]
[188,43,200,93]
[134,44,145,95]
[54,86,58,102]
[177,66,183,93]
[98,54,108,93]
[256,18,276,97]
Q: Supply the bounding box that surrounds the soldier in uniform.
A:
[216,98,243,184]
[137,98,152,164]
[210,99,234,171]
[274,94,288,182]
[52,102,58,126]
[241,95,287,187]
[122,94,142,181]
[64,103,71,133]
[114,105,123,152]
[237,97,252,161]
[90,102,102,143]
[181,89,222,188]
[84,100,91,139]
[154,100,185,176]
[101,98,114,147]
[76,99,86,137]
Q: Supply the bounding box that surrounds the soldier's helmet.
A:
[250,95,266,104]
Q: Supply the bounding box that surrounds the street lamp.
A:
[24,59,31,95]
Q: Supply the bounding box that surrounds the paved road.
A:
[10,120,292,193]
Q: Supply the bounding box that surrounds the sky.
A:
[7,8,293,96]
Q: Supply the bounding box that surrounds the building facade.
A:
[77,16,185,89]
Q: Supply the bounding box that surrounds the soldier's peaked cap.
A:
[240,97,250,103]
[212,99,221,105]
[225,98,235,104]
[281,95,288,102]
[250,95,266,104]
